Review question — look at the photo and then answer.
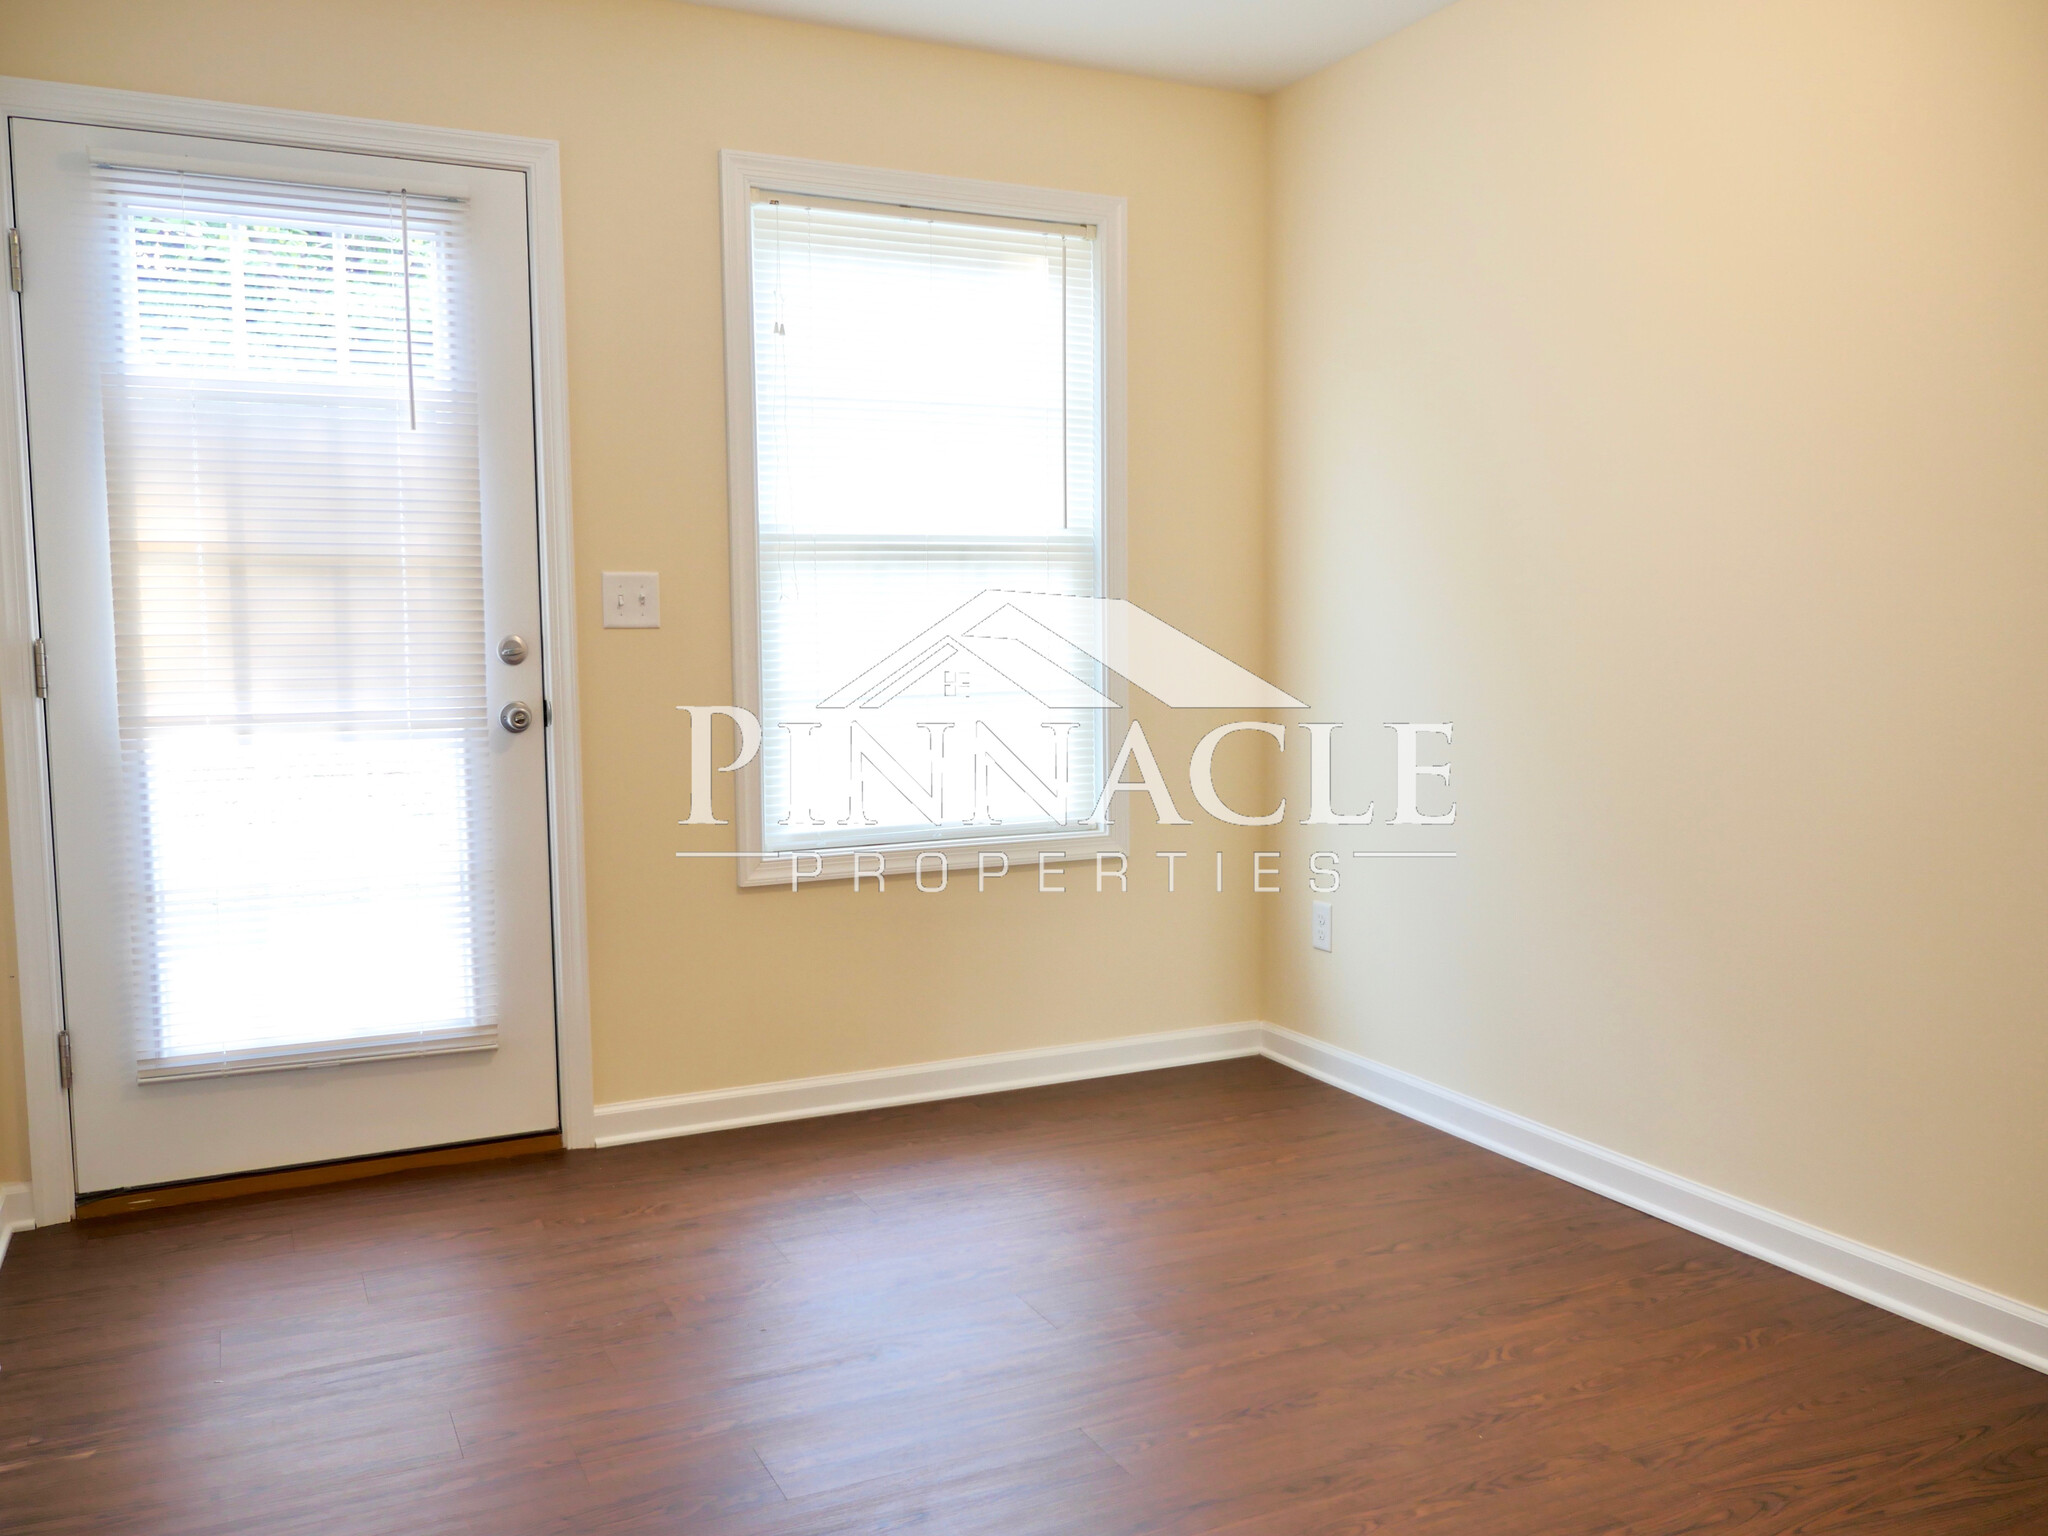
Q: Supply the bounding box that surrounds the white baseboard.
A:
[0,1016,1865,1375]
[595,1020,2048,1375]
[8,1012,2027,1370]
[1261,1023,2048,1377]
[593,1022,1266,1147]
[0,1181,32,1268]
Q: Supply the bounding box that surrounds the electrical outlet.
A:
[602,572,660,629]
[1310,900,1333,952]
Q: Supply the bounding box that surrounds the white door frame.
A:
[0,77,596,1226]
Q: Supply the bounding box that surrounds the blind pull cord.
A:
[400,187,417,431]
[1060,238,1071,532]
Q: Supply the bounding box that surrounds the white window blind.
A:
[94,164,498,1079]
[749,191,1107,854]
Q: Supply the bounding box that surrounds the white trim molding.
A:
[594,1022,1263,1145]
[0,1182,32,1267]
[0,76,595,1226]
[1260,1024,2048,1378]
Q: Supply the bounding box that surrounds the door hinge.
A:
[57,1029,72,1090]
[6,229,19,295]
[31,636,46,698]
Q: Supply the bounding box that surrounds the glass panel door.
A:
[12,118,560,1193]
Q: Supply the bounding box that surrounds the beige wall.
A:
[1268,0,2048,1306]
[0,0,1271,1180]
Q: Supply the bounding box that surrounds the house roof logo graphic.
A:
[818,590,1305,712]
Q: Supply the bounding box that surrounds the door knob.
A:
[500,701,535,733]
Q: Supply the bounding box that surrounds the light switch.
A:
[602,572,660,629]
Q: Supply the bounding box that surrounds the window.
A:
[722,155,1125,885]
[98,163,495,1076]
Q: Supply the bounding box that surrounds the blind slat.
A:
[95,164,497,1080]
[750,191,1107,850]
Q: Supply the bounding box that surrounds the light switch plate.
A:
[1310,900,1333,952]
[602,571,660,629]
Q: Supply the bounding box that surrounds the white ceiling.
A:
[698,0,1460,93]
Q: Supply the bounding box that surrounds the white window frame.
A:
[719,151,1129,889]
[0,77,595,1226]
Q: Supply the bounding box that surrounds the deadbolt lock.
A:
[498,634,529,664]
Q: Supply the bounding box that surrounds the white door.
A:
[10,119,560,1194]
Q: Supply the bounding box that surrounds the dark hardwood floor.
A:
[4,1057,2046,1535]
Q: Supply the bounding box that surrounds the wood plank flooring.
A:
[3,1057,2045,1535]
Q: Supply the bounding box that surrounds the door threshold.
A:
[73,1131,564,1220]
